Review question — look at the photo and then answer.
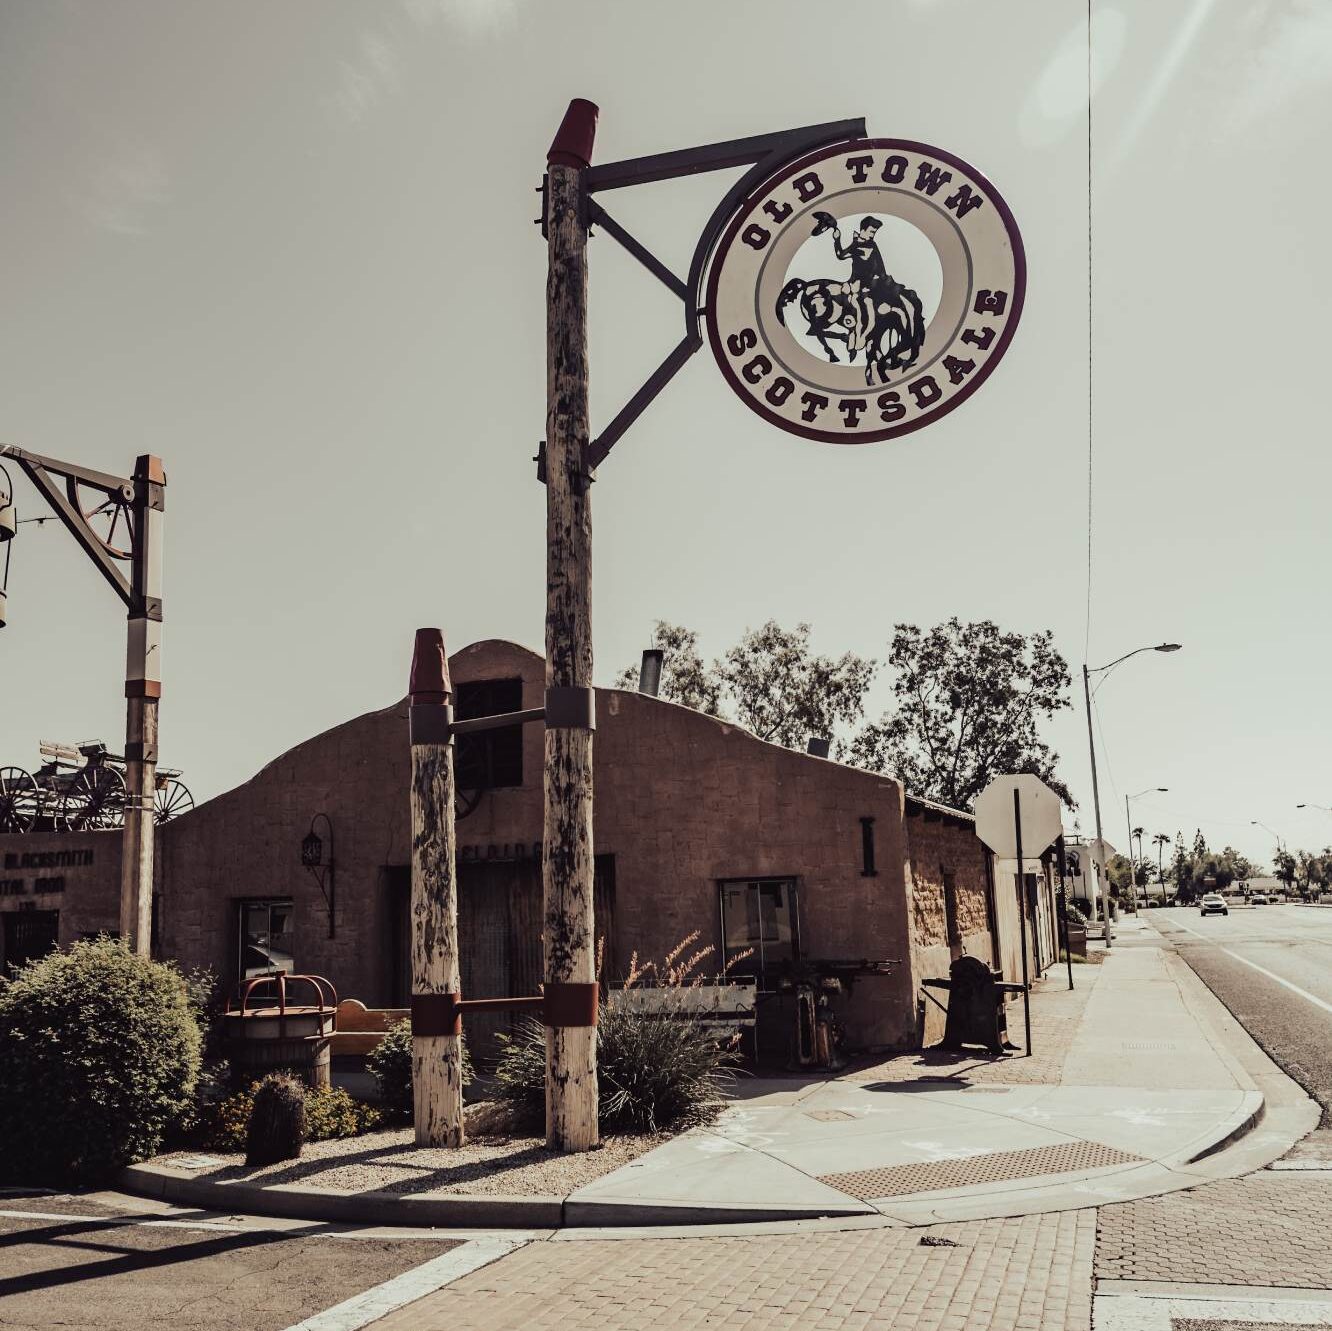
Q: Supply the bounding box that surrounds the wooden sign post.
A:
[407,627,465,1148]
[543,101,601,1152]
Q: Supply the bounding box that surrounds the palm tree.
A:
[1152,833,1170,902]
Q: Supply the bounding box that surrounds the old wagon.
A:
[0,739,193,834]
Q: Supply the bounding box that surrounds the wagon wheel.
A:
[154,777,194,825]
[66,477,135,560]
[456,787,483,822]
[0,767,41,834]
[61,765,128,831]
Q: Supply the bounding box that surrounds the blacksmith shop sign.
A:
[706,139,1025,444]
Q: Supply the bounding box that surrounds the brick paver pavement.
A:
[1096,1172,1332,1288]
[375,1211,1096,1331]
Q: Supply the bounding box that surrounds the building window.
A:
[719,878,800,981]
[455,678,524,791]
[239,899,294,979]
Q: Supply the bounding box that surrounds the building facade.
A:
[0,640,1059,1061]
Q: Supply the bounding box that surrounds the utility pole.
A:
[120,454,164,953]
[543,99,600,1152]
[1081,663,1112,949]
[407,628,465,1148]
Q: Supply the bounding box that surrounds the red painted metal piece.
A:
[409,987,596,1037]
[409,627,451,705]
[225,972,338,1041]
[547,98,599,170]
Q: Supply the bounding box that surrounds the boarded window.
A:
[454,678,524,790]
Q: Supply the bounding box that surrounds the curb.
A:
[116,1162,868,1229]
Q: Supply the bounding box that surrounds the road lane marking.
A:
[281,1237,527,1331]
[1168,916,1332,1016]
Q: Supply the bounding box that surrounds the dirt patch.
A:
[157,1103,663,1198]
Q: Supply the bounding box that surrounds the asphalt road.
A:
[1151,903,1332,1125]
[0,1191,492,1331]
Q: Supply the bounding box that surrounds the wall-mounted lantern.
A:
[301,812,335,938]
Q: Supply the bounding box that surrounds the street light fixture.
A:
[1082,643,1182,948]
[1296,803,1331,813]
[1250,820,1286,851]
[1126,787,1167,913]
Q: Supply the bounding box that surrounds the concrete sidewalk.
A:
[122,921,1314,1229]
[564,923,1274,1225]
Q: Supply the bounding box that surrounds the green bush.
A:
[366,1018,471,1121]
[0,937,202,1184]
[494,993,740,1135]
[205,1081,380,1151]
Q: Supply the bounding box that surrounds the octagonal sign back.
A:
[973,774,1064,862]
[706,139,1025,444]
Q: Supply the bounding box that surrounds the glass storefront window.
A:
[719,878,799,981]
[239,899,294,978]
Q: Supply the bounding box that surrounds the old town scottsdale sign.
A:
[706,139,1025,443]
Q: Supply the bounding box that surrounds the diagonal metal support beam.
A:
[10,454,134,608]
[586,201,688,303]
[586,333,701,472]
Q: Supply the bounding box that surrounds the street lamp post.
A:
[1126,787,1167,914]
[1296,803,1331,813]
[1082,643,1181,949]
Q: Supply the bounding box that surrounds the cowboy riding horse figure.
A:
[775,213,927,386]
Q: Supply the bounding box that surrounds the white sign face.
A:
[973,774,1064,861]
[706,139,1025,445]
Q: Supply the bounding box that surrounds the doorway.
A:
[2,909,59,971]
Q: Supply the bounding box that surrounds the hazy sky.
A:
[3,0,1330,867]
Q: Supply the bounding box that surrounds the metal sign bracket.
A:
[536,117,867,482]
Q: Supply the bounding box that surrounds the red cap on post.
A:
[547,98,599,170]
[409,628,451,705]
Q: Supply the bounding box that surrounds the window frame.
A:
[717,876,802,985]
[236,897,296,981]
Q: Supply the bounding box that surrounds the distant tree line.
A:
[613,616,1075,811]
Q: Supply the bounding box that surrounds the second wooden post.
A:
[408,627,465,1147]
[543,99,600,1152]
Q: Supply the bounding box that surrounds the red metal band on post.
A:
[409,704,455,747]
[541,982,599,1029]
[409,627,451,706]
[125,680,162,699]
[411,992,462,1037]
[547,98,599,169]
[543,685,595,730]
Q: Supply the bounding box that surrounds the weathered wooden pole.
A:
[407,627,465,1147]
[543,99,600,1152]
[120,453,164,955]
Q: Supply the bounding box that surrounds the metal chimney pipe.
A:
[806,736,831,758]
[638,648,664,697]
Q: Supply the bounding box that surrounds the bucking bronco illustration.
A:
[776,213,927,386]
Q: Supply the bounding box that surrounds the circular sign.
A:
[705,139,1025,444]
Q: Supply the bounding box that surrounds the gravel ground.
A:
[159,1107,663,1197]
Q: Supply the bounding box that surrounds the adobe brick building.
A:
[0,639,1059,1060]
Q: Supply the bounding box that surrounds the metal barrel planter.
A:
[223,972,338,1090]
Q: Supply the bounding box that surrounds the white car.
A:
[1200,893,1228,916]
[1249,893,1270,905]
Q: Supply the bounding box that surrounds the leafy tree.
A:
[613,621,723,715]
[614,619,875,752]
[848,618,1074,809]
[715,621,876,749]
[1273,847,1298,895]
